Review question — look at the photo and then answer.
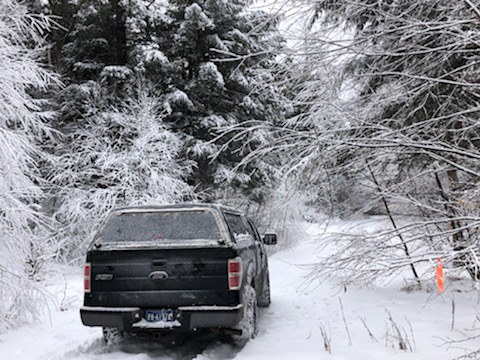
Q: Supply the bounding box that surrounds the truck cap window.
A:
[225,213,250,239]
[98,211,221,242]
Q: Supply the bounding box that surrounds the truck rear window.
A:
[97,211,221,242]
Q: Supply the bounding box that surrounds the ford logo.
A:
[148,271,169,280]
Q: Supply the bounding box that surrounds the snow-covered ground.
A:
[1,219,480,359]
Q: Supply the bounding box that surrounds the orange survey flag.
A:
[436,258,444,293]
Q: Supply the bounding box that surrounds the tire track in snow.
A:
[51,331,244,359]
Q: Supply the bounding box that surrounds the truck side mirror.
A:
[263,233,277,245]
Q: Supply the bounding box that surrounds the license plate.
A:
[145,309,174,323]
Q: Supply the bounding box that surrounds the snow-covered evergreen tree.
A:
[0,0,57,330]
[160,0,286,201]
[62,0,127,81]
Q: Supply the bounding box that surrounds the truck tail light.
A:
[84,262,91,293]
[228,257,243,290]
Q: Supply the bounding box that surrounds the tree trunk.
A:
[367,162,420,283]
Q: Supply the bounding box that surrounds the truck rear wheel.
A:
[234,285,258,342]
[258,271,271,307]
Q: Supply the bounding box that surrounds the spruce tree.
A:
[160,0,285,201]
[63,0,127,81]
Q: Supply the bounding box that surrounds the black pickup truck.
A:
[80,204,276,343]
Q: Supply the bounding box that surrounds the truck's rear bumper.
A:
[80,305,243,332]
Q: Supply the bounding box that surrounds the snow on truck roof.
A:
[113,203,242,214]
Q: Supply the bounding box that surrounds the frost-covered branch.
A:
[0,0,58,331]
[225,0,480,284]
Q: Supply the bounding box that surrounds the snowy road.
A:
[1,220,480,359]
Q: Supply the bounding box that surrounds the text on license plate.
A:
[145,309,174,322]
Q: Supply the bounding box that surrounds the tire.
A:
[257,271,271,308]
[102,327,126,346]
[234,284,258,341]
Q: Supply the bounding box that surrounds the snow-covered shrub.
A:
[50,89,194,260]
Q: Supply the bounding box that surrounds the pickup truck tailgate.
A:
[84,247,238,308]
